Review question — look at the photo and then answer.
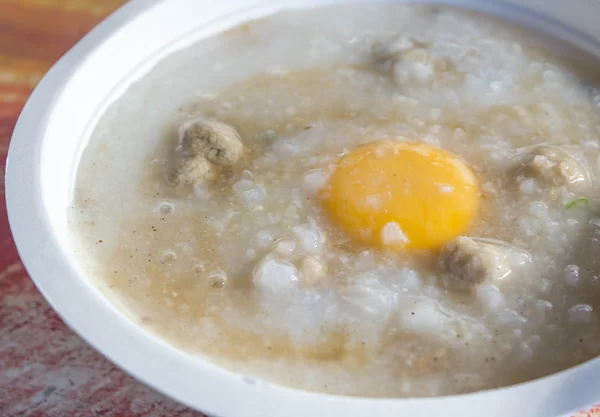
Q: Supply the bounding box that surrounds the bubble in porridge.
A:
[161,250,177,263]
[158,201,175,215]
[565,264,580,286]
[208,269,228,289]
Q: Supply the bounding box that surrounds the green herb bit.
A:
[566,197,589,209]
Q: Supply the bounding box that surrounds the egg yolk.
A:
[322,140,479,250]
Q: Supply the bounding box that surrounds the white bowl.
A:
[6,0,600,416]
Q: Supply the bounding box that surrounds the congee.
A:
[70,4,600,397]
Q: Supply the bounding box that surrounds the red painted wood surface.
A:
[0,1,597,416]
[0,1,201,415]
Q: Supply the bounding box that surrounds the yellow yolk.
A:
[322,140,479,250]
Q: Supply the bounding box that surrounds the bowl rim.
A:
[6,0,600,416]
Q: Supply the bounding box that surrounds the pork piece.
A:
[372,35,455,85]
[520,145,591,193]
[180,118,245,166]
[170,154,215,186]
[438,237,515,292]
[170,118,245,186]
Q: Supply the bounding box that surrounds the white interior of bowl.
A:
[7,0,600,416]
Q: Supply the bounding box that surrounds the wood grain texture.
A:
[0,0,596,416]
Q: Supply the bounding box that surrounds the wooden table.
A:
[0,0,598,416]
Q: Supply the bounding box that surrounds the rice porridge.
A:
[70,4,600,397]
